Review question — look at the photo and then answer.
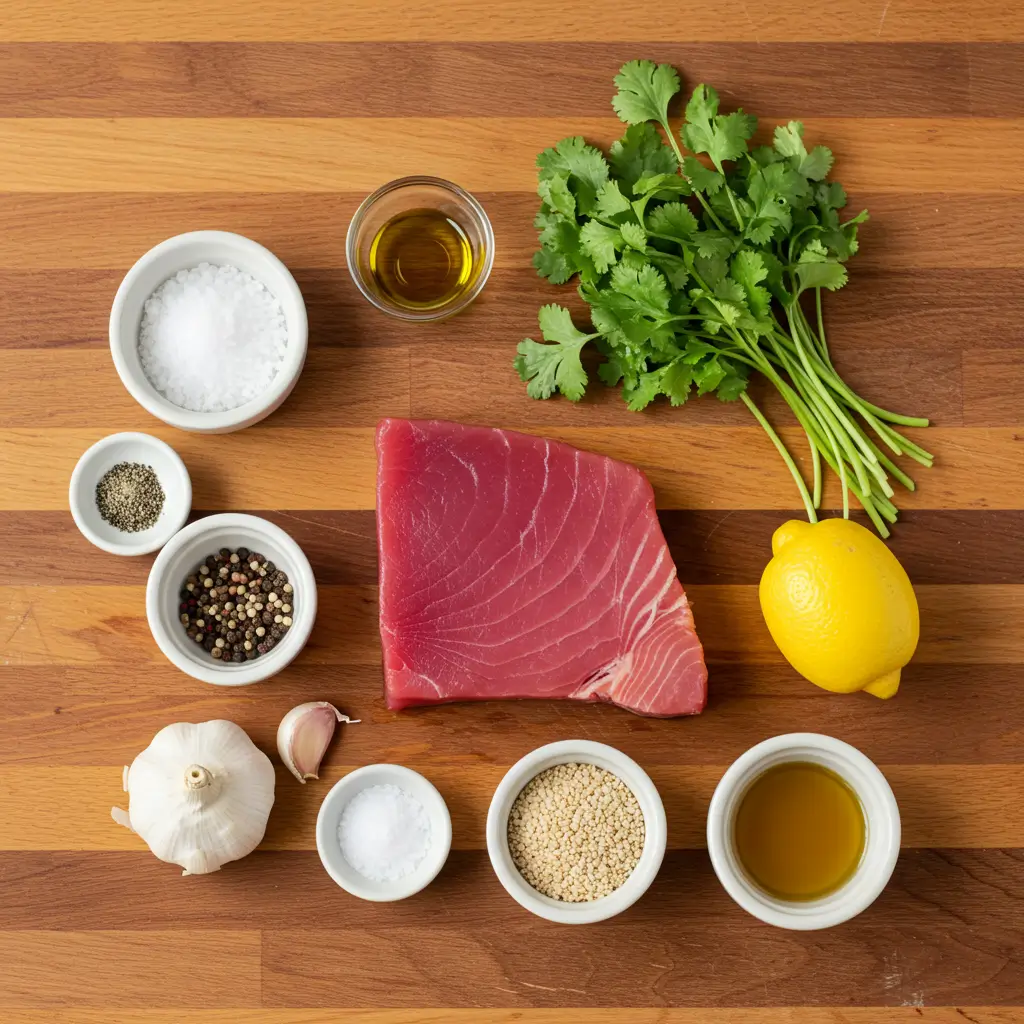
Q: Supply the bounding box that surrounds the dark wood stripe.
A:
[6,510,1024,587]
[0,43,977,119]
[1,850,1021,1006]
[2,265,1023,354]
[0,848,1018,930]
[1,662,1021,766]
[969,43,1024,115]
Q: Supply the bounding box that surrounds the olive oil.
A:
[368,208,475,310]
[734,761,865,901]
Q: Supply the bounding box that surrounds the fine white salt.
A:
[138,262,288,413]
[338,783,432,882]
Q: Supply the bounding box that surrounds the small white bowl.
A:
[110,230,308,433]
[146,513,316,685]
[316,764,452,902]
[68,431,192,556]
[707,733,901,931]
[486,740,667,924]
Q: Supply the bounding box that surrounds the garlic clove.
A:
[111,806,133,831]
[277,701,359,783]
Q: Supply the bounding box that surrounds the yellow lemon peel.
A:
[759,519,919,699]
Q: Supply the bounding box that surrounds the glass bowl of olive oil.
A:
[346,176,494,321]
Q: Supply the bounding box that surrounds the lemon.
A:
[758,519,919,698]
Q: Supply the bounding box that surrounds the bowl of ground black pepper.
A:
[69,432,191,556]
[146,513,316,685]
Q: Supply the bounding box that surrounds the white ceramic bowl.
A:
[486,740,667,924]
[707,733,901,930]
[110,230,308,433]
[316,764,452,902]
[146,513,316,685]
[68,431,191,556]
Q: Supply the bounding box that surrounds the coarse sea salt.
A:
[337,783,432,882]
[138,262,288,413]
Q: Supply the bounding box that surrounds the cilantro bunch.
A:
[514,60,932,536]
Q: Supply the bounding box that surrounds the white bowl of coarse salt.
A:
[110,231,308,433]
[315,764,452,902]
[486,740,667,924]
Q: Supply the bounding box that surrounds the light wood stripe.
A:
[0,932,261,1008]
[2,763,1020,851]
[0,0,1020,43]
[2,194,1022,271]
[0,119,1022,193]
[0,1010,1018,1023]
[0,584,1021,666]
[0,427,1020,512]
[0,349,411,429]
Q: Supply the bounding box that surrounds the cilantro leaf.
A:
[794,260,848,291]
[716,365,750,400]
[648,251,689,290]
[624,368,664,411]
[694,229,735,259]
[731,250,771,319]
[682,155,725,195]
[610,263,671,317]
[660,360,695,405]
[682,85,756,169]
[580,220,623,273]
[647,201,699,243]
[609,122,678,190]
[611,60,680,127]
[773,121,834,180]
[537,175,575,219]
[594,180,632,219]
[537,136,610,215]
[514,305,598,401]
[533,247,575,285]
[620,221,648,250]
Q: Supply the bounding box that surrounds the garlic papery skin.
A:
[278,702,359,783]
[111,720,275,876]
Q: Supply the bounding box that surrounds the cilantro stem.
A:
[739,391,817,523]
[810,437,822,508]
[815,289,832,366]
[662,129,730,233]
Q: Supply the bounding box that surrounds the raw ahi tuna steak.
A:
[375,418,707,716]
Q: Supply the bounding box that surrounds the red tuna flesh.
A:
[376,418,707,717]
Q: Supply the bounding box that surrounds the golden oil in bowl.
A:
[368,209,475,311]
[347,176,494,322]
[733,761,866,901]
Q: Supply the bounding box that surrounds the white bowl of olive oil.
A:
[706,733,900,930]
[346,176,494,320]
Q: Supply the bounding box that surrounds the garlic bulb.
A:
[278,701,359,783]
[111,720,275,876]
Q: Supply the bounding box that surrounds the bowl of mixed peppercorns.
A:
[146,513,317,684]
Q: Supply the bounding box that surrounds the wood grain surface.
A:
[1,3,1022,1020]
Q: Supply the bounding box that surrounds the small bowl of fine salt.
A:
[110,231,308,433]
[315,764,452,902]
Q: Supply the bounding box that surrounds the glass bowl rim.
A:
[345,175,495,322]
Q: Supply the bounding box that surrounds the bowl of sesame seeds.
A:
[486,740,667,924]
[146,513,317,685]
[68,431,192,557]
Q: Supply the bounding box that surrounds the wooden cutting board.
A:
[1,2,1022,1020]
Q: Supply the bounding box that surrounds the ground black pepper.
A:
[95,462,165,532]
[179,548,294,663]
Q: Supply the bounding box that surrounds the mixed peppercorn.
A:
[179,547,294,662]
